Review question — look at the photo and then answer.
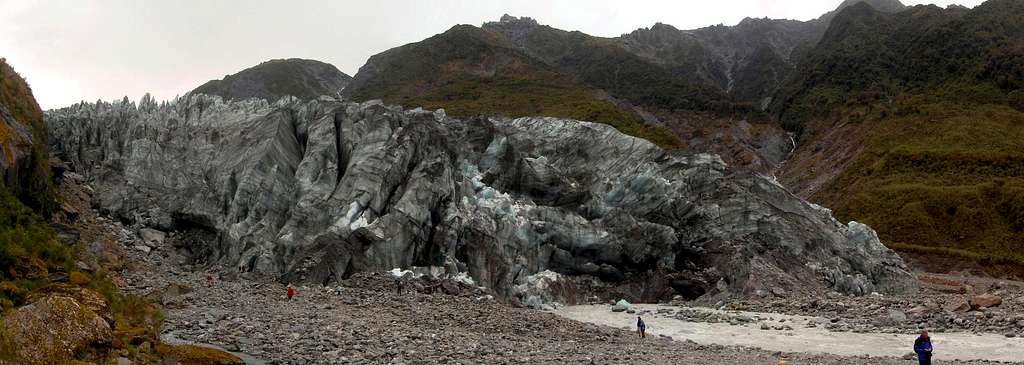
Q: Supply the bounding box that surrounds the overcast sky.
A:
[1,0,985,109]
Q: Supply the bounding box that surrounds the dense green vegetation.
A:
[776,0,1024,269]
[812,101,1024,267]
[0,183,71,309]
[372,73,685,149]
[549,33,748,115]
[776,0,1024,132]
[347,26,686,149]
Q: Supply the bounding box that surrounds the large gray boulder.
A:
[46,95,916,301]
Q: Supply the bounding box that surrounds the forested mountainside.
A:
[339,1,909,173]
[774,0,1024,271]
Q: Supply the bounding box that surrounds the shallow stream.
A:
[557,304,1023,362]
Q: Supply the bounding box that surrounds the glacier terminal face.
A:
[46,95,916,302]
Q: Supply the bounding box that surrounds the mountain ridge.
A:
[340,1,909,175]
[191,58,352,102]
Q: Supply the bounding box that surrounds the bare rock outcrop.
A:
[46,95,916,302]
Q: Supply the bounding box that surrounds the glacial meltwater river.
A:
[557,304,1023,362]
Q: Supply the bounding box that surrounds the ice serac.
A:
[46,95,916,302]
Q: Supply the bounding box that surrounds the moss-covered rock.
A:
[28,284,112,324]
[0,294,112,364]
[155,344,243,365]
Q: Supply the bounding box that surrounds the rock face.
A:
[46,95,916,301]
[0,95,36,177]
[0,59,39,176]
[0,58,54,213]
[191,58,352,102]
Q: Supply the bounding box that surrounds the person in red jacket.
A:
[287,285,295,301]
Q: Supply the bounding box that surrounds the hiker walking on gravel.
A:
[396,276,405,295]
[287,284,295,301]
[914,329,933,365]
[636,316,646,338]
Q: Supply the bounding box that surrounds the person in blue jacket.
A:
[914,329,933,365]
[636,316,646,338]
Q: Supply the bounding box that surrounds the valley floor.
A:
[105,227,1024,364]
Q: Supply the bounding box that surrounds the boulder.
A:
[75,260,92,272]
[27,285,111,324]
[138,228,166,247]
[611,299,632,312]
[51,223,80,245]
[1,295,112,364]
[149,282,193,305]
[944,298,971,313]
[440,280,461,295]
[888,309,908,323]
[907,305,932,315]
[971,294,1002,309]
[523,295,544,309]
